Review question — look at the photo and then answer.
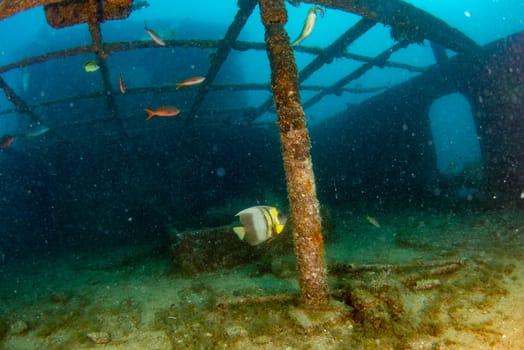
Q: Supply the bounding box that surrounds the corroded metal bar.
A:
[0,0,61,20]
[259,0,329,306]
[0,75,40,123]
[298,0,481,56]
[303,40,408,109]
[342,51,425,73]
[86,1,128,138]
[0,46,94,74]
[0,84,386,119]
[0,75,64,140]
[185,0,258,122]
[44,0,131,28]
[0,0,130,21]
[0,39,425,75]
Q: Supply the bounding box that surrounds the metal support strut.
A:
[258,0,329,306]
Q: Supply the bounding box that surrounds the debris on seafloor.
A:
[9,320,28,335]
[169,223,296,276]
[86,331,111,344]
[169,205,334,275]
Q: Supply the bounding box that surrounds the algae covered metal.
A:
[259,0,330,306]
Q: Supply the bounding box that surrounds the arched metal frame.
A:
[0,0,480,143]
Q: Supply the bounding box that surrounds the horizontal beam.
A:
[0,74,64,139]
[0,75,41,124]
[0,82,389,117]
[0,40,427,75]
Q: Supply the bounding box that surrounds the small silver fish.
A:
[291,7,324,47]
[26,125,50,138]
[144,24,166,46]
[366,215,381,228]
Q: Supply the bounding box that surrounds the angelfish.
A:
[232,206,287,246]
[291,7,324,47]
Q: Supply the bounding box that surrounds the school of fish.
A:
[4,6,324,148]
[77,6,323,124]
[3,7,327,247]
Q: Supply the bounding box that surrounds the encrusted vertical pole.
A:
[258,0,329,306]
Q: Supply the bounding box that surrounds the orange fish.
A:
[0,134,14,149]
[119,71,126,94]
[176,76,205,89]
[366,215,381,228]
[144,105,180,120]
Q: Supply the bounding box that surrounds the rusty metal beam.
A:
[0,38,426,75]
[298,0,481,56]
[0,46,93,74]
[44,0,131,28]
[259,0,329,306]
[48,109,264,140]
[0,75,41,125]
[0,0,62,20]
[85,1,128,138]
[0,82,387,115]
[303,40,408,109]
[342,50,425,73]
[185,0,258,122]
[252,17,377,121]
[0,0,131,22]
[0,75,64,139]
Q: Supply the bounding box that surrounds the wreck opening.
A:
[429,93,482,175]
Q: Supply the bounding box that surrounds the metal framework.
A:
[2,0,510,307]
[0,0,481,143]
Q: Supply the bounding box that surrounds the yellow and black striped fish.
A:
[232,206,287,246]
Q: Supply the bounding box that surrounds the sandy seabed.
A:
[0,207,523,349]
